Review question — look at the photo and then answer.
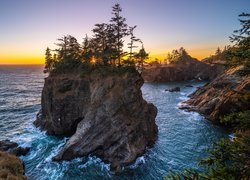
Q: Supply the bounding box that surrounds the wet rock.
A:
[0,140,30,156]
[35,69,158,173]
[182,67,250,123]
[166,87,180,92]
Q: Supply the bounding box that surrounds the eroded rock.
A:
[35,69,158,173]
[181,67,250,123]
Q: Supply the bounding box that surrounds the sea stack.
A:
[34,67,158,173]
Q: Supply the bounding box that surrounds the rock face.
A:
[0,140,30,156]
[142,57,225,82]
[0,151,26,180]
[35,70,158,173]
[0,140,29,179]
[181,67,250,123]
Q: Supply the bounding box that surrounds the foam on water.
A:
[0,66,229,179]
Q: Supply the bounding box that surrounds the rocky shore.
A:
[35,68,158,173]
[181,66,250,124]
[0,140,29,179]
[142,56,225,82]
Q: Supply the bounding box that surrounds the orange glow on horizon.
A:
[0,47,217,65]
[0,56,44,65]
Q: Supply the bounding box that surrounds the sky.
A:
[0,0,249,64]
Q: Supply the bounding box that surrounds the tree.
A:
[135,43,148,73]
[82,34,93,63]
[44,47,53,73]
[110,3,128,66]
[127,26,140,62]
[178,47,188,57]
[54,35,82,71]
[227,13,250,72]
[215,47,222,56]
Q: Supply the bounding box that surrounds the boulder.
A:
[35,69,158,173]
[165,87,180,92]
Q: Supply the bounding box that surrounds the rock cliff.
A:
[34,69,158,173]
[181,66,250,123]
[142,57,225,82]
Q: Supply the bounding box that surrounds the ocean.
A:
[0,65,228,179]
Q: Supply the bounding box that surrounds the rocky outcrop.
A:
[0,140,29,179]
[0,151,26,180]
[142,56,225,82]
[181,67,250,123]
[165,87,180,92]
[0,140,30,156]
[35,69,158,173]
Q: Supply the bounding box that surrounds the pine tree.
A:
[127,26,140,63]
[110,3,128,66]
[135,43,148,73]
[44,47,53,73]
[82,34,92,63]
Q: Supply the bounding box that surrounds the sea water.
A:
[0,65,228,179]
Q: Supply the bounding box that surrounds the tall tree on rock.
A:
[127,26,140,62]
[44,47,53,73]
[110,3,128,66]
[135,42,148,73]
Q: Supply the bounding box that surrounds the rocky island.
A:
[35,68,158,172]
[34,3,158,173]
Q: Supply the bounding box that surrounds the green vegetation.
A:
[44,4,148,74]
[205,13,250,75]
[164,47,190,64]
[166,13,250,180]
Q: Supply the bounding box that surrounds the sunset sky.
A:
[0,0,249,64]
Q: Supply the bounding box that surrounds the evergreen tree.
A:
[82,34,93,63]
[178,47,188,58]
[227,13,250,72]
[127,26,140,63]
[110,3,128,66]
[215,47,222,55]
[44,47,53,73]
[135,43,148,73]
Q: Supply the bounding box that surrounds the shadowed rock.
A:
[0,140,30,156]
[142,56,225,82]
[165,87,180,92]
[181,66,250,123]
[35,69,158,173]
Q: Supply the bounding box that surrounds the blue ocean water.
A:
[0,65,229,179]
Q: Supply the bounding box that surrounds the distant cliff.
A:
[142,56,225,82]
[34,67,158,173]
[181,66,250,124]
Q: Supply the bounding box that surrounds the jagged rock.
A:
[0,151,26,180]
[165,87,180,92]
[35,69,158,173]
[181,67,250,123]
[0,140,30,156]
[142,56,225,82]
